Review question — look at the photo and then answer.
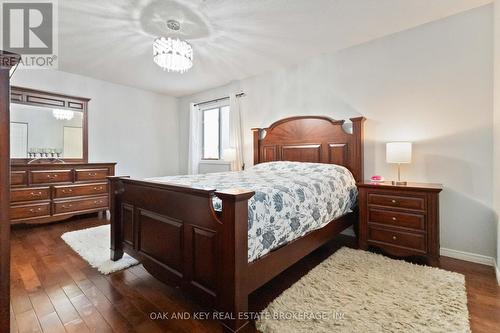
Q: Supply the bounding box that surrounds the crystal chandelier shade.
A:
[52,109,74,121]
[153,37,193,73]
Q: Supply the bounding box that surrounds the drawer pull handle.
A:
[392,235,397,240]
[30,192,42,197]
[94,200,104,204]
[391,199,397,203]
[62,204,72,209]
[47,174,58,179]
[88,173,97,176]
[93,186,103,191]
[62,189,73,193]
[29,208,42,213]
[392,217,397,221]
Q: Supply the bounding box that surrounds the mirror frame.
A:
[10,86,89,164]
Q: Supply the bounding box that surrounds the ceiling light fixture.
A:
[153,20,193,73]
[52,109,74,121]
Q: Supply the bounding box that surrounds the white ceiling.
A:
[59,0,492,97]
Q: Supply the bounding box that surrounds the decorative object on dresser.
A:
[358,181,442,266]
[10,162,115,225]
[386,141,412,185]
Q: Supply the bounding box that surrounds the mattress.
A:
[147,161,357,262]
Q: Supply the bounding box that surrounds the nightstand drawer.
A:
[368,208,425,230]
[368,193,425,211]
[368,226,426,252]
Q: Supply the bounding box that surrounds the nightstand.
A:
[357,181,443,266]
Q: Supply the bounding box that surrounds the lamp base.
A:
[391,180,407,186]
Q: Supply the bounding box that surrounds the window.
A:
[202,105,229,160]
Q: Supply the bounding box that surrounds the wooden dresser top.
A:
[357,181,443,192]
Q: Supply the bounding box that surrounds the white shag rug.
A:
[61,224,139,275]
[256,247,470,333]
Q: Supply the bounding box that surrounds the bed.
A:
[109,116,365,332]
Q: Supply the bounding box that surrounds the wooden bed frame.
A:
[109,116,365,332]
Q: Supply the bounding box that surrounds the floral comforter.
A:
[147,161,357,262]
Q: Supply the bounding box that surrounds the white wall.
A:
[11,70,179,178]
[180,5,495,257]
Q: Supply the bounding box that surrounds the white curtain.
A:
[187,103,201,174]
[229,94,244,171]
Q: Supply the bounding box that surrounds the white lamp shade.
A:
[223,147,237,162]
[386,142,412,164]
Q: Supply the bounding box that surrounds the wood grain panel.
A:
[368,193,425,211]
[26,95,65,107]
[67,101,84,110]
[368,208,425,231]
[138,210,183,276]
[75,169,109,182]
[122,204,134,246]
[368,226,426,253]
[192,227,216,293]
[10,202,50,221]
[11,187,50,203]
[281,144,321,163]
[11,171,27,186]
[53,182,108,198]
[53,196,108,215]
[261,146,277,162]
[328,143,347,165]
[31,170,73,184]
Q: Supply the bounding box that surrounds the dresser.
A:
[10,162,115,225]
[357,181,442,266]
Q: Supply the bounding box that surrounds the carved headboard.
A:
[252,116,365,182]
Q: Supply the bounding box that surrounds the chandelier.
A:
[153,37,193,73]
[153,20,193,73]
[52,109,74,121]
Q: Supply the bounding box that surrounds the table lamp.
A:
[223,147,237,162]
[386,142,412,185]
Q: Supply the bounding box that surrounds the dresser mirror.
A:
[10,86,89,163]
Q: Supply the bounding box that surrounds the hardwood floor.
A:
[10,215,500,333]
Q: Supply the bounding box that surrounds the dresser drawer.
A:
[54,196,108,215]
[75,169,109,182]
[11,187,50,203]
[10,202,51,220]
[31,170,73,184]
[54,183,108,198]
[368,193,425,211]
[11,171,27,186]
[368,226,426,252]
[368,208,425,231]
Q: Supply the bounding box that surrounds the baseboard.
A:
[440,247,495,267]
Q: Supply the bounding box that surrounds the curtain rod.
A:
[194,92,245,107]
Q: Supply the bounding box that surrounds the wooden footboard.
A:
[109,176,254,332]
